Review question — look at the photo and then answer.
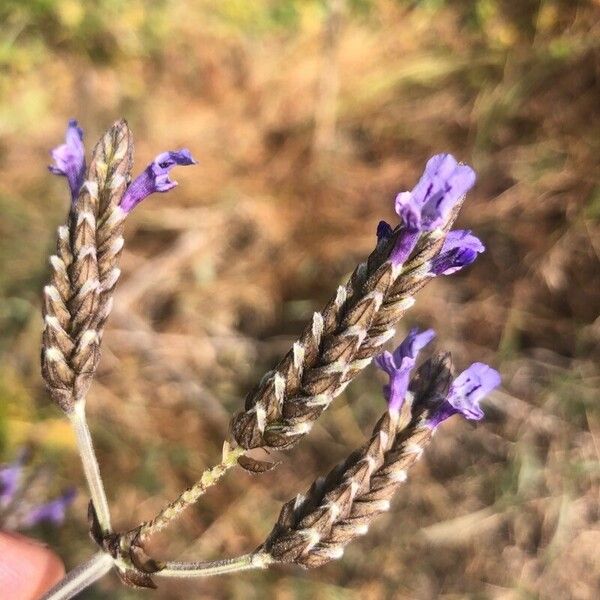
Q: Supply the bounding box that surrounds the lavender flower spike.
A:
[48,119,86,202]
[389,154,476,266]
[375,328,436,413]
[430,229,485,276]
[427,362,501,428]
[120,149,197,213]
[22,487,76,527]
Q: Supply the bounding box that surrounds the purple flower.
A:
[427,362,501,428]
[395,154,476,232]
[388,154,476,266]
[375,328,436,413]
[430,230,485,276]
[49,119,86,202]
[120,149,197,213]
[22,488,76,528]
[0,451,26,507]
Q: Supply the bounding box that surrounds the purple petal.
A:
[387,370,411,412]
[23,487,76,528]
[430,230,485,276]
[419,158,476,230]
[410,154,459,207]
[49,119,86,202]
[394,154,476,233]
[389,228,420,266]
[375,328,436,412]
[120,149,197,213]
[395,191,422,231]
[373,350,397,376]
[393,328,436,364]
[427,362,501,428]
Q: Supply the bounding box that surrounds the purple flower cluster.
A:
[379,153,484,275]
[375,328,500,427]
[0,450,76,530]
[373,156,499,423]
[49,119,197,212]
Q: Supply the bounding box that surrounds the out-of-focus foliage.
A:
[0,0,598,598]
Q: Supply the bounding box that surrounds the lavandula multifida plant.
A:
[39,120,499,599]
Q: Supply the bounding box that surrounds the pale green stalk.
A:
[156,552,272,578]
[41,552,113,600]
[68,402,112,533]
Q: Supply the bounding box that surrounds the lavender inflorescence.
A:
[260,331,500,568]
[230,154,483,451]
[41,120,196,413]
[37,120,500,599]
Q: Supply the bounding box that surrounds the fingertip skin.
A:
[0,532,65,600]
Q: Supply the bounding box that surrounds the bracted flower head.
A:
[375,328,436,413]
[427,362,501,428]
[22,487,76,528]
[120,149,197,213]
[48,119,86,202]
[389,154,476,266]
[430,229,485,276]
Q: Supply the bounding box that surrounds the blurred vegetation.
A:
[0,0,598,598]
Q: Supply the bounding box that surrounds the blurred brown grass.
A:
[0,0,599,598]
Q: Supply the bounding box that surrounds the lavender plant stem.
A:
[68,402,112,533]
[156,552,272,578]
[136,444,245,541]
[41,552,113,600]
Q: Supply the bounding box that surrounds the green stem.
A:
[41,552,113,600]
[69,402,112,533]
[136,445,245,541]
[156,552,272,578]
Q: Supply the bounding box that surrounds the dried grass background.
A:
[0,1,599,598]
